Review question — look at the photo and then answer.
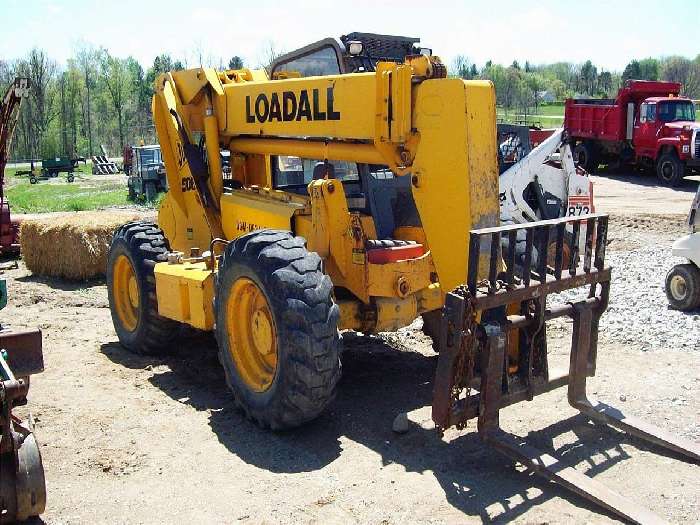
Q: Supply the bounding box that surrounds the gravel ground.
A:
[603,246,699,351]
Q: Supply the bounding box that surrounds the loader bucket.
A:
[432,214,699,524]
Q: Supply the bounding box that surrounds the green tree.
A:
[100,52,134,150]
[228,56,244,69]
[622,60,641,82]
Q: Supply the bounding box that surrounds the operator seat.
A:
[313,162,335,180]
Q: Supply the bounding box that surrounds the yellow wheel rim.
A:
[113,254,139,332]
[226,277,278,392]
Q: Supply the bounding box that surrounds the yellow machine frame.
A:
[150,55,499,333]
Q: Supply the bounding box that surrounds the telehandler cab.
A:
[107,33,699,523]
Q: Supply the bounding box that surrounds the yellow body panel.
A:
[220,74,377,141]
[154,261,215,330]
[410,79,499,293]
[220,190,303,240]
[149,58,500,335]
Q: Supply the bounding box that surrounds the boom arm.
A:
[152,57,500,292]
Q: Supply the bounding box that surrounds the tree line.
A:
[1,45,698,162]
[453,54,700,118]
[0,46,247,161]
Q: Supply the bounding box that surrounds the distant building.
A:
[537,90,556,104]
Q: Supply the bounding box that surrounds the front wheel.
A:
[665,263,700,311]
[656,153,684,187]
[215,230,341,430]
[106,222,180,354]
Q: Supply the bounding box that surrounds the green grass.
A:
[7,181,129,213]
[3,168,149,213]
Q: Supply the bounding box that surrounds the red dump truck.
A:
[565,80,699,186]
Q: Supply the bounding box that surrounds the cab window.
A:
[272,46,341,78]
[657,101,695,123]
[273,155,359,189]
[639,102,656,123]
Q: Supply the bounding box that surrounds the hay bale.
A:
[20,211,154,280]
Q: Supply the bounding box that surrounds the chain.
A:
[449,287,480,430]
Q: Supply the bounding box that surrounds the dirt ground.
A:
[3,170,699,524]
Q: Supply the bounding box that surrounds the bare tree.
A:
[100,52,134,150]
[661,56,700,98]
[258,40,285,75]
[75,44,99,156]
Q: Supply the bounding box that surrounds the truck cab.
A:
[126,145,167,201]
[636,96,698,184]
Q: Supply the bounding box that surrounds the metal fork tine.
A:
[523,228,534,287]
[595,216,608,271]
[569,220,580,276]
[506,230,516,286]
[554,222,565,280]
[489,232,500,292]
[583,217,595,273]
[467,232,480,295]
[536,226,549,282]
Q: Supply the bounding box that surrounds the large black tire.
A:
[656,152,685,187]
[215,230,341,430]
[106,221,180,354]
[665,263,700,311]
[573,142,598,172]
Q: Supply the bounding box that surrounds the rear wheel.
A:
[107,221,180,354]
[665,263,700,311]
[573,143,598,172]
[215,230,341,430]
[656,152,684,187]
[144,182,157,201]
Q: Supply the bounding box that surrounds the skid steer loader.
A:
[107,33,699,523]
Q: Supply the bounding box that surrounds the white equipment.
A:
[666,186,700,310]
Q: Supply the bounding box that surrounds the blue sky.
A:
[1,0,698,71]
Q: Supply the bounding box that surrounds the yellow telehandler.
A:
[107,33,698,523]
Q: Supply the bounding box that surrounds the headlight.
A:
[347,41,363,56]
[682,145,690,153]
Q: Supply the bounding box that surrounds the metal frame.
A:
[432,213,699,524]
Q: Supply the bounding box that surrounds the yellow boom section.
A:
[152,59,498,297]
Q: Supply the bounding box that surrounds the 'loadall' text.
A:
[246,87,341,123]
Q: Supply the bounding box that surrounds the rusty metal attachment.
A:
[0,327,46,523]
[432,213,699,524]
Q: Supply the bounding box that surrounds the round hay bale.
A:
[20,211,155,280]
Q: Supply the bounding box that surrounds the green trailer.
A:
[34,156,85,183]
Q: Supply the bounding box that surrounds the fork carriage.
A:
[432,213,699,525]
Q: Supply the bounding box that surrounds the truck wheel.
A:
[215,230,341,430]
[656,153,684,187]
[29,175,37,184]
[665,263,700,311]
[127,179,136,201]
[67,173,75,183]
[107,221,180,354]
[144,182,157,201]
[573,143,598,172]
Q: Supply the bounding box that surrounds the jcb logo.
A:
[176,142,186,168]
[181,176,196,192]
[236,220,262,233]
